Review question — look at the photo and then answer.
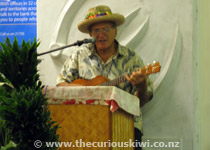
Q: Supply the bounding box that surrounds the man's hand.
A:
[125,68,149,107]
[57,82,81,86]
[125,68,147,89]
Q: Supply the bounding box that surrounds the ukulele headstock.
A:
[141,61,161,75]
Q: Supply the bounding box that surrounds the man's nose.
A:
[97,30,105,37]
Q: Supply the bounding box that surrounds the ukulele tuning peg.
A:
[142,61,161,75]
[146,63,152,67]
[152,61,160,66]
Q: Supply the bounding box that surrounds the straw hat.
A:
[78,5,125,33]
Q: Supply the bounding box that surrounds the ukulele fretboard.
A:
[100,75,127,86]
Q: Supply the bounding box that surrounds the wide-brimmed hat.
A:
[78,5,125,33]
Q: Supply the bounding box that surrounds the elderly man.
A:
[57,5,153,150]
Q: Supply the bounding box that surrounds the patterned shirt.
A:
[57,40,153,131]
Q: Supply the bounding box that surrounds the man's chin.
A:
[96,45,108,50]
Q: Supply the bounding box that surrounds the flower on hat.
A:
[85,11,112,19]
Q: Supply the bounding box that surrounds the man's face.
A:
[89,21,117,51]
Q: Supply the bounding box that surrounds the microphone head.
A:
[83,37,96,44]
[89,37,96,44]
[76,38,96,46]
[91,37,96,44]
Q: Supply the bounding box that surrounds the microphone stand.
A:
[37,40,91,56]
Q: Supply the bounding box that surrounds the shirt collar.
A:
[114,40,126,56]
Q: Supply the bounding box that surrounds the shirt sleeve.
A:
[56,51,79,85]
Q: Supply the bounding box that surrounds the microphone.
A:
[72,37,96,46]
[37,38,96,56]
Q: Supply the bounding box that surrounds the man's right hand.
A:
[57,82,71,86]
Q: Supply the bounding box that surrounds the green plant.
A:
[0,105,11,148]
[0,37,41,90]
[0,77,12,148]
[0,37,59,149]
[1,141,16,150]
[0,87,59,150]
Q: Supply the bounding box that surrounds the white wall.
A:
[37,0,198,149]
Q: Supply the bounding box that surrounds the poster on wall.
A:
[0,0,37,43]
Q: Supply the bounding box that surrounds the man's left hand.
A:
[125,68,147,91]
[125,68,149,107]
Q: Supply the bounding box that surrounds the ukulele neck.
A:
[99,61,161,86]
[100,75,127,86]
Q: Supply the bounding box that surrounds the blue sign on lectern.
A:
[0,0,37,43]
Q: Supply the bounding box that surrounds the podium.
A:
[45,86,140,150]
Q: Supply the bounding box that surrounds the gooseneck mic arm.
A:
[37,38,96,56]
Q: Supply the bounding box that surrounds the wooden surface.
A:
[48,104,134,150]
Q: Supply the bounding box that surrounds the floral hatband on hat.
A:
[78,5,125,33]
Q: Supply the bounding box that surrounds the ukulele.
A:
[69,61,161,86]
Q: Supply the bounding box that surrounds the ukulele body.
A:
[69,75,108,86]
